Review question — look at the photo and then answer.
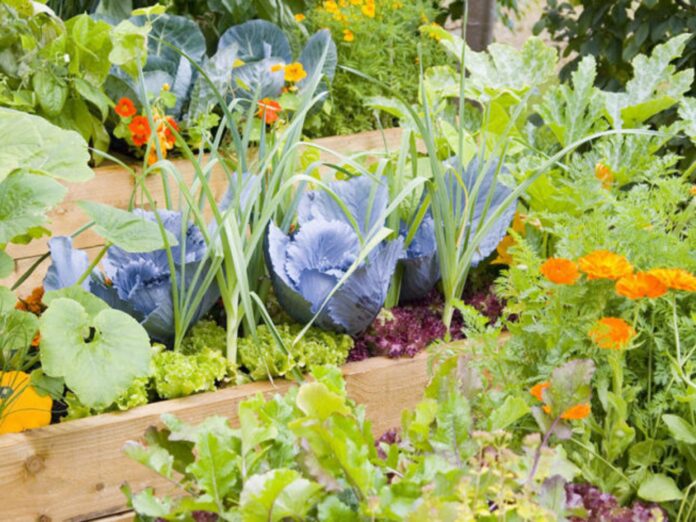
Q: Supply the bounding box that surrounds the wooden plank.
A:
[2,128,404,296]
[0,351,428,522]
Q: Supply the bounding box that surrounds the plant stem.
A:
[527,416,559,487]
[76,244,109,285]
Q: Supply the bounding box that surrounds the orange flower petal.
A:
[578,250,633,280]
[615,272,667,299]
[647,268,696,292]
[540,258,580,285]
[589,317,636,350]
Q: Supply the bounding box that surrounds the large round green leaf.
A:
[0,108,94,183]
[0,171,67,245]
[39,296,152,409]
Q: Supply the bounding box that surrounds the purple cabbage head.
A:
[45,210,218,344]
[265,176,403,336]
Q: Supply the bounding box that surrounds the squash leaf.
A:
[77,201,178,252]
[39,293,152,408]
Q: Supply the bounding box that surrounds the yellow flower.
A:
[0,371,52,434]
[361,3,375,17]
[270,63,284,73]
[294,13,306,22]
[343,29,355,42]
[232,58,245,69]
[161,83,170,92]
[284,62,307,83]
[323,0,339,13]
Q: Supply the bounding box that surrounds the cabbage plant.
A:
[45,209,219,345]
[188,19,337,120]
[267,176,403,335]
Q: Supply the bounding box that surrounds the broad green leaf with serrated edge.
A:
[240,469,322,522]
[0,108,94,183]
[78,201,178,252]
[187,430,239,504]
[489,395,531,431]
[638,474,683,502]
[662,414,696,444]
[0,172,67,245]
[39,296,151,408]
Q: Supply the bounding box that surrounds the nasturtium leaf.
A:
[0,108,94,183]
[637,473,683,502]
[662,414,696,444]
[0,250,13,278]
[77,201,178,253]
[296,382,350,420]
[240,469,322,522]
[39,296,152,409]
[0,172,67,245]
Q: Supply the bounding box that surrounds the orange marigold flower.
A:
[343,29,355,42]
[589,317,636,350]
[361,3,375,17]
[560,403,591,420]
[114,97,137,118]
[284,62,307,83]
[129,115,151,147]
[615,272,667,300]
[595,162,613,189]
[294,13,306,22]
[530,381,550,402]
[578,250,633,280]
[492,212,525,265]
[257,98,282,125]
[690,185,696,196]
[647,268,696,292]
[540,258,580,285]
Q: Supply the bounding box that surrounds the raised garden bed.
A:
[0,350,429,522]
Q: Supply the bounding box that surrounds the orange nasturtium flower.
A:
[647,268,696,292]
[589,317,636,350]
[115,97,137,118]
[128,115,151,147]
[284,62,307,83]
[540,258,580,285]
[15,287,45,315]
[595,162,613,189]
[257,98,282,125]
[615,272,667,299]
[0,371,52,434]
[578,250,633,280]
[530,381,550,402]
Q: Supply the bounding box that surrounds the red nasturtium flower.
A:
[589,317,636,350]
[578,250,633,280]
[647,268,696,292]
[615,272,667,300]
[114,97,137,118]
[540,258,580,285]
[257,98,282,124]
[128,115,151,147]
